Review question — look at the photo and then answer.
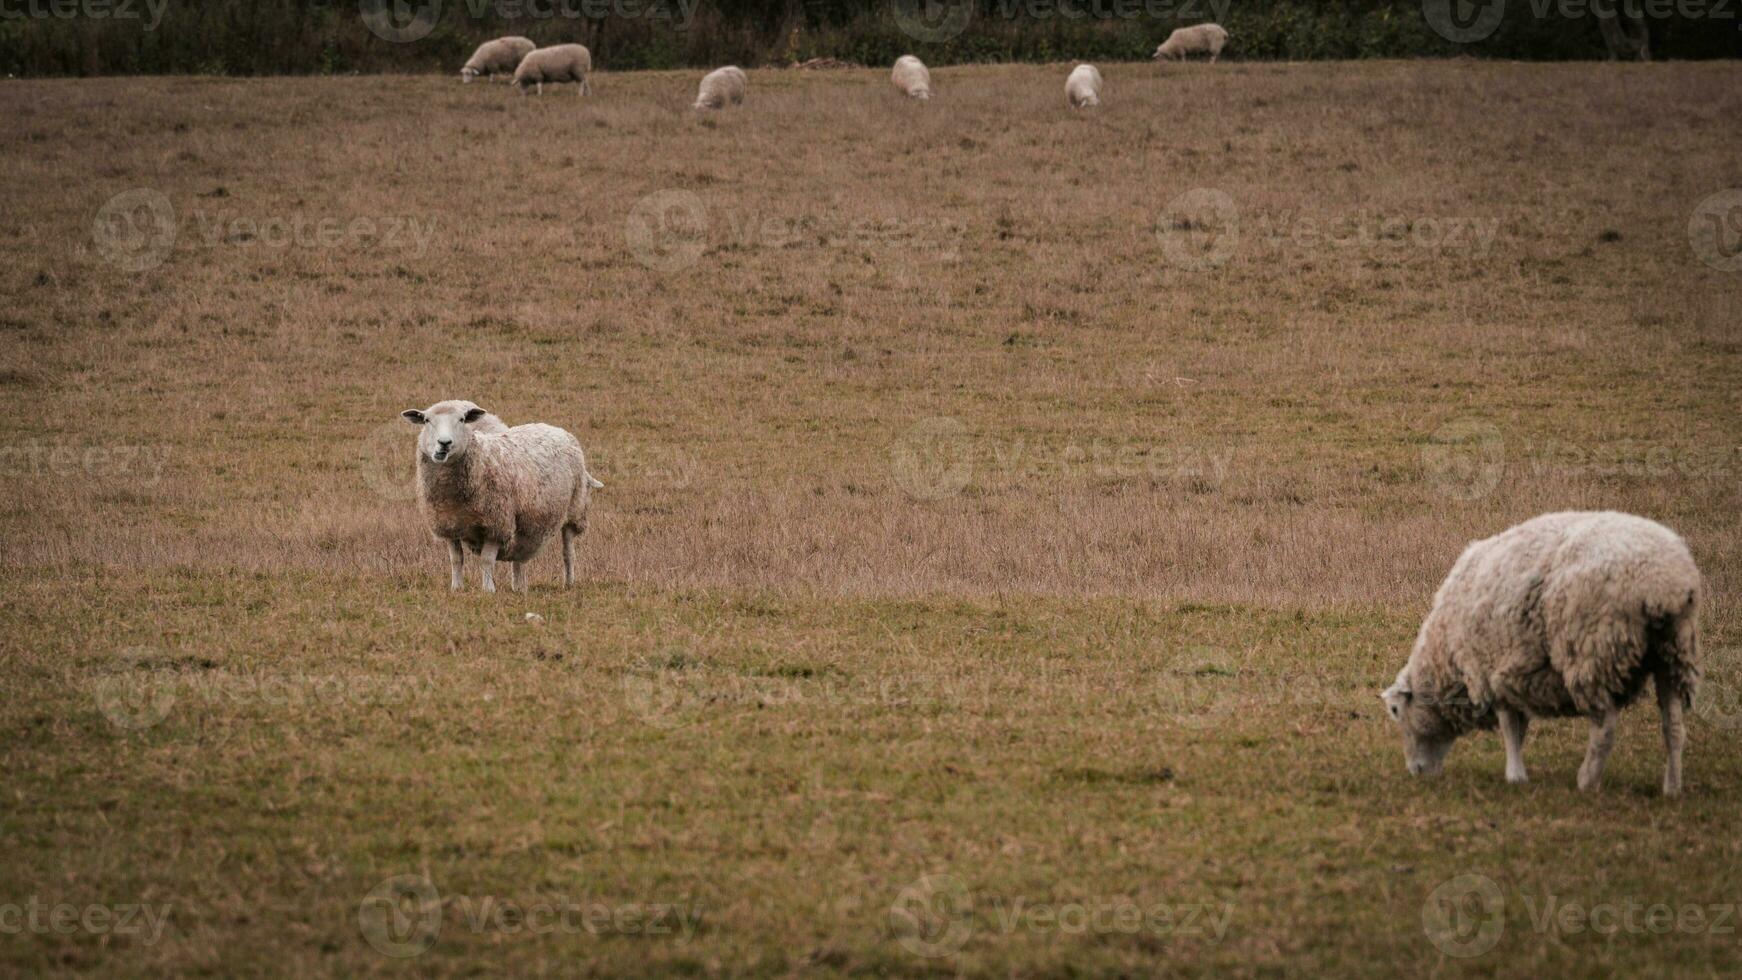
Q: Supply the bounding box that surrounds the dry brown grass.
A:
[3,61,1738,610]
[3,60,1742,976]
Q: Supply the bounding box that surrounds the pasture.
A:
[2,60,1740,975]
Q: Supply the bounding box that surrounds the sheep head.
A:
[402,401,492,464]
[1381,665,1458,777]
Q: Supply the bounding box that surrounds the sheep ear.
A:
[1380,676,1412,719]
[462,407,488,423]
[401,410,427,425]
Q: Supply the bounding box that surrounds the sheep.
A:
[460,36,535,83]
[513,43,593,96]
[694,66,747,110]
[400,400,604,594]
[1153,23,1229,62]
[1065,64,1102,109]
[1382,511,1701,796]
[891,55,932,100]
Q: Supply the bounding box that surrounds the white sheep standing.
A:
[891,55,932,100]
[1382,511,1701,795]
[1154,23,1229,62]
[401,400,604,593]
[1065,63,1102,109]
[461,36,535,83]
[694,66,747,110]
[513,43,593,96]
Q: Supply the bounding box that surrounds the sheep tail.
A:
[587,474,604,490]
[1651,587,1701,709]
[1674,588,1700,708]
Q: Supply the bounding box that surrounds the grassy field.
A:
[2,60,1740,975]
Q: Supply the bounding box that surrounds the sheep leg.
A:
[448,539,465,592]
[1658,676,1686,797]
[512,561,527,594]
[561,525,576,588]
[1576,707,1619,792]
[1497,707,1529,784]
[581,76,591,96]
[536,81,543,96]
[479,541,499,594]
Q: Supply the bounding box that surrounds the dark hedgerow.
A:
[0,0,1736,76]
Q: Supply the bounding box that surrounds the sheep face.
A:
[461,67,479,83]
[402,401,491,464]
[1381,669,1457,777]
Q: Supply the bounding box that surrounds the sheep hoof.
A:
[1505,771,1528,785]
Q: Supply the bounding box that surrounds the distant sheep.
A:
[1065,64,1102,108]
[514,44,593,96]
[1154,23,1229,62]
[891,55,932,100]
[1383,511,1701,795]
[694,66,747,110]
[401,400,604,593]
[461,36,535,83]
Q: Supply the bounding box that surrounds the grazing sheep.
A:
[891,55,932,100]
[1154,23,1229,62]
[401,400,604,593]
[461,36,535,83]
[1382,511,1701,795]
[513,43,593,96]
[1065,64,1102,109]
[694,66,747,110]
